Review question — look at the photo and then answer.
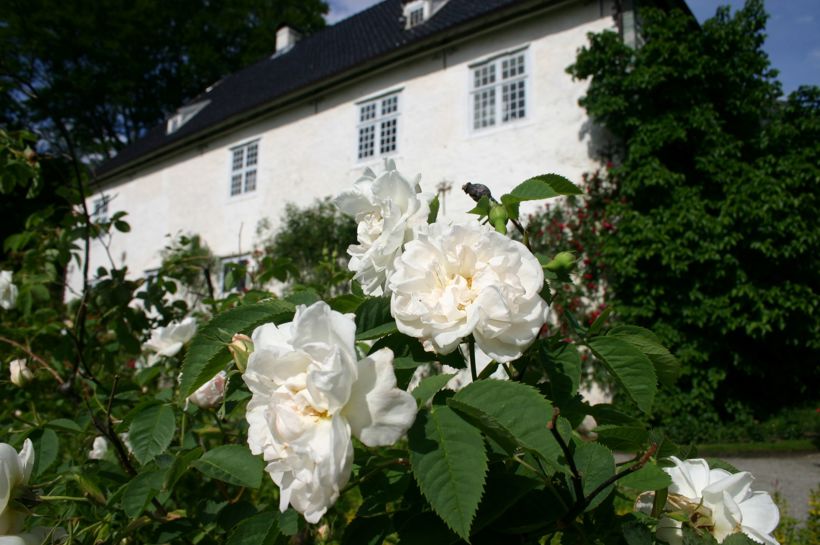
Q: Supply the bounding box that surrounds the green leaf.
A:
[284,289,320,306]
[122,469,165,517]
[193,445,263,488]
[588,404,643,426]
[328,294,364,313]
[540,341,582,402]
[467,195,491,217]
[428,194,440,224]
[608,326,680,387]
[617,462,672,491]
[572,441,615,511]
[594,425,649,452]
[721,534,759,545]
[226,510,282,545]
[180,299,294,397]
[128,403,176,465]
[29,428,59,478]
[355,320,398,341]
[505,174,582,203]
[408,406,487,541]
[588,336,657,414]
[354,297,393,333]
[45,418,83,433]
[451,380,564,473]
[622,520,655,545]
[163,447,203,492]
[411,374,455,406]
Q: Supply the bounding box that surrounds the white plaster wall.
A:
[71,0,614,294]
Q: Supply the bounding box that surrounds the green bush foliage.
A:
[567,0,820,439]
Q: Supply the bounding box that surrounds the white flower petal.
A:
[738,491,780,536]
[343,348,416,446]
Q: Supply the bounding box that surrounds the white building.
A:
[79,0,689,294]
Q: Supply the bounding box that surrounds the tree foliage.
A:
[567,0,819,437]
[0,0,328,159]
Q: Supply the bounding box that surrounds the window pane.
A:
[244,169,257,192]
[232,148,244,171]
[245,143,258,167]
[360,103,376,122]
[473,64,496,89]
[230,174,243,196]
[409,7,424,27]
[502,80,526,122]
[382,95,398,115]
[473,88,495,129]
[358,125,375,159]
[380,118,397,154]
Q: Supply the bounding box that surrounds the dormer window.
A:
[166,100,210,135]
[403,0,431,29]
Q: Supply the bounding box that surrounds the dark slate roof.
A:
[96,0,533,179]
[95,0,694,180]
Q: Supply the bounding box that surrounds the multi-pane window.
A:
[92,195,110,223]
[357,93,400,160]
[408,7,424,27]
[229,141,259,196]
[471,50,528,131]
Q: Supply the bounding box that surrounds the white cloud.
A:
[326,0,383,24]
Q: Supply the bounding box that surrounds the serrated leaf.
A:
[122,469,165,517]
[180,300,294,397]
[284,289,320,306]
[30,428,59,478]
[328,294,364,313]
[608,326,680,386]
[504,174,582,204]
[226,510,282,545]
[411,374,455,406]
[720,534,759,545]
[572,441,615,511]
[408,406,487,541]
[588,337,657,414]
[451,380,564,473]
[588,404,643,426]
[617,462,672,491]
[128,404,176,465]
[193,444,263,488]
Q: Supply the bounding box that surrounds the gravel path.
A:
[724,452,820,522]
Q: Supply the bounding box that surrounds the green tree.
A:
[568,0,819,439]
[0,0,328,159]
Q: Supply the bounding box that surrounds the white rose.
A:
[0,439,33,535]
[87,436,108,460]
[635,456,780,545]
[242,301,416,523]
[388,222,548,363]
[142,317,197,361]
[9,360,33,388]
[0,271,17,311]
[335,159,431,296]
[187,371,227,409]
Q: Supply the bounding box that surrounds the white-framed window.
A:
[470,49,528,131]
[357,93,400,161]
[92,195,110,223]
[403,0,431,28]
[229,141,259,197]
[220,255,250,293]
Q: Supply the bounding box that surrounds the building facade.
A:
[76,0,680,295]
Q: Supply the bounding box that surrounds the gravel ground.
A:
[724,452,820,522]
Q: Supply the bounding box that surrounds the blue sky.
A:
[325,0,819,94]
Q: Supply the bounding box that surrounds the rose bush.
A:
[0,138,783,544]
